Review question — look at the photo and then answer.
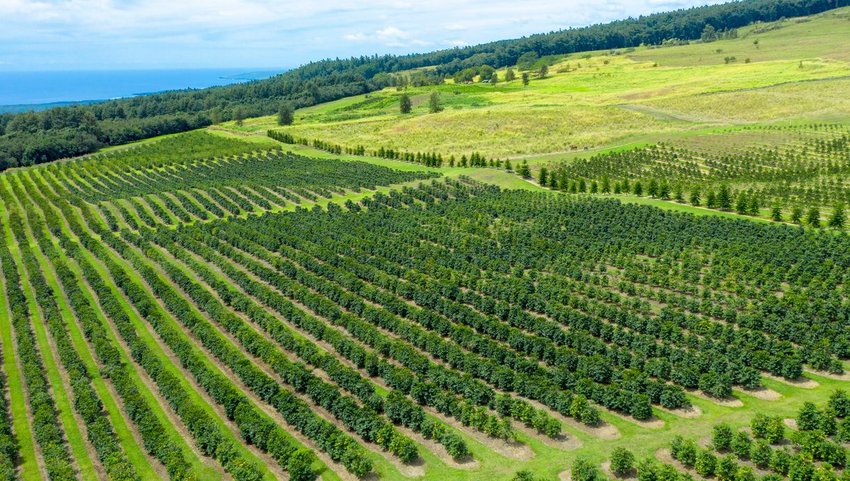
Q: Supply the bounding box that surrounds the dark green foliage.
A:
[0,210,75,480]
[716,455,738,481]
[730,432,751,459]
[429,92,443,113]
[695,450,717,477]
[797,402,821,431]
[573,457,600,481]
[829,203,845,229]
[611,447,635,477]
[791,206,803,224]
[713,423,734,451]
[518,161,531,178]
[399,94,412,114]
[277,102,295,126]
[829,390,850,418]
[806,207,821,228]
[750,441,772,468]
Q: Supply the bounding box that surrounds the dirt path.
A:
[764,373,819,388]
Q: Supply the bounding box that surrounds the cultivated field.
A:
[1,5,850,481]
[0,127,848,481]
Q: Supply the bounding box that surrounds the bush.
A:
[730,432,751,459]
[713,424,734,451]
[716,455,738,481]
[573,458,600,481]
[611,447,636,477]
[695,450,717,477]
[797,402,821,431]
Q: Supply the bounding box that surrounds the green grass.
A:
[219,8,850,165]
[0,177,99,479]
[19,172,160,479]
[40,182,230,481]
[0,208,42,481]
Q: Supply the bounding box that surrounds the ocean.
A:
[0,68,284,112]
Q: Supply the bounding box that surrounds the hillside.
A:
[0,2,849,481]
[232,6,850,223]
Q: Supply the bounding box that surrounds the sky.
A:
[0,0,726,72]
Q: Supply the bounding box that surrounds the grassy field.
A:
[218,7,850,164]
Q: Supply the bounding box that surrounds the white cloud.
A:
[343,25,429,48]
[0,0,730,70]
[344,32,368,41]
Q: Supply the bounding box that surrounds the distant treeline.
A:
[1,0,846,170]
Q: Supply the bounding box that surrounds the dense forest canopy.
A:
[1,0,847,170]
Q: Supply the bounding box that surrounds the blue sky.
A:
[1,0,725,71]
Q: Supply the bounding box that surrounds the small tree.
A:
[647,179,659,198]
[539,167,549,186]
[695,450,717,477]
[751,441,772,468]
[713,423,734,451]
[771,205,782,222]
[538,64,549,78]
[797,402,821,431]
[701,24,718,42]
[730,432,752,459]
[766,416,786,444]
[806,207,821,228]
[791,206,803,224]
[611,447,635,477]
[716,455,737,481]
[717,185,732,210]
[829,203,845,229]
[517,161,531,178]
[573,457,600,481]
[736,192,749,215]
[288,449,317,481]
[428,92,442,113]
[505,68,516,81]
[659,182,671,200]
[399,94,412,114]
[828,390,850,418]
[690,189,701,206]
[277,102,295,126]
[522,72,530,86]
[748,195,760,216]
[233,106,245,126]
[490,72,499,84]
